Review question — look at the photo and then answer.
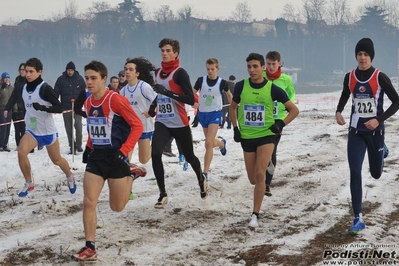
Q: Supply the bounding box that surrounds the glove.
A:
[191,114,199,127]
[32,102,47,111]
[233,127,241,142]
[82,146,93,164]
[153,84,170,96]
[269,120,285,134]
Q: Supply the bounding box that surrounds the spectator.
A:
[54,61,86,154]
[0,72,15,152]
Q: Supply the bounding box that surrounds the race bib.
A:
[354,98,376,118]
[88,117,111,145]
[244,104,265,127]
[157,97,175,119]
[273,101,278,119]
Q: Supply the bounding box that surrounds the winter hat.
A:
[66,61,76,70]
[229,75,236,80]
[1,72,10,80]
[355,38,374,61]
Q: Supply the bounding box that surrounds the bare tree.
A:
[154,5,175,22]
[231,2,252,23]
[64,0,79,19]
[83,1,114,20]
[327,0,351,25]
[282,3,303,24]
[301,0,328,22]
[230,2,252,35]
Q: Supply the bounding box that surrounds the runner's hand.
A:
[233,127,241,142]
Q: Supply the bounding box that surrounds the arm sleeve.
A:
[5,87,20,111]
[232,81,244,104]
[376,72,399,122]
[111,95,143,156]
[168,69,195,105]
[193,77,202,91]
[53,78,61,98]
[271,84,290,103]
[40,84,63,113]
[285,76,296,103]
[74,89,87,118]
[336,73,351,113]
[221,79,229,92]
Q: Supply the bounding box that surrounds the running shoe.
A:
[178,154,186,165]
[18,182,34,197]
[154,193,168,209]
[220,139,227,156]
[183,161,188,171]
[130,163,147,180]
[67,175,77,194]
[248,214,259,230]
[72,246,97,261]
[384,143,389,159]
[265,185,272,197]
[163,151,176,157]
[199,180,208,199]
[348,217,365,234]
[203,173,208,181]
[129,191,134,200]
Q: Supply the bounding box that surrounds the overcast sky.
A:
[3,0,367,23]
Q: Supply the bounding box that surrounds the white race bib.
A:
[157,97,175,119]
[354,98,376,118]
[244,104,265,127]
[88,117,111,145]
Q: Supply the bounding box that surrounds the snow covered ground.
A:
[1,90,398,266]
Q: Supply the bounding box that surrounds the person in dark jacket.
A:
[13,63,28,149]
[0,72,15,151]
[54,61,86,154]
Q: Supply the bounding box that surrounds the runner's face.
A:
[265,59,280,74]
[25,66,41,82]
[125,63,139,84]
[110,78,119,89]
[356,51,372,70]
[247,60,264,83]
[85,69,106,95]
[161,44,178,63]
[206,64,219,79]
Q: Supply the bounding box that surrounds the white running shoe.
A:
[154,193,168,209]
[248,214,259,230]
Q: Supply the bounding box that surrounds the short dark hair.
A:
[125,57,156,86]
[18,63,26,71]
[25,58,43,72]
[84,60,108,79]
[265,51,281,62]
[246,53,265,66]
[110,76,118,82]
[158,38,180,57]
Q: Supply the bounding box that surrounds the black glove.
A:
[153,84,170,96]
[32,102,47,111]
[269,120,285,134]
[233,127,241,142]
[191,114,199,127]
[82,146,93,164]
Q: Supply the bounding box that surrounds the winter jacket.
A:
[0,82,16,111]
[54,70,86,110]
[12,75,27,120]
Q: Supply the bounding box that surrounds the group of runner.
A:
[4,36,397,261]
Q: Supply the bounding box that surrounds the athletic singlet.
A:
[349,69,384,131]
[85,90,133,151]
[155,67,189,128]
[22,81,58,136]
[198,76,223,113]
[263,72,296,119]
[120,80,157,133]
[238,78,275,139]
